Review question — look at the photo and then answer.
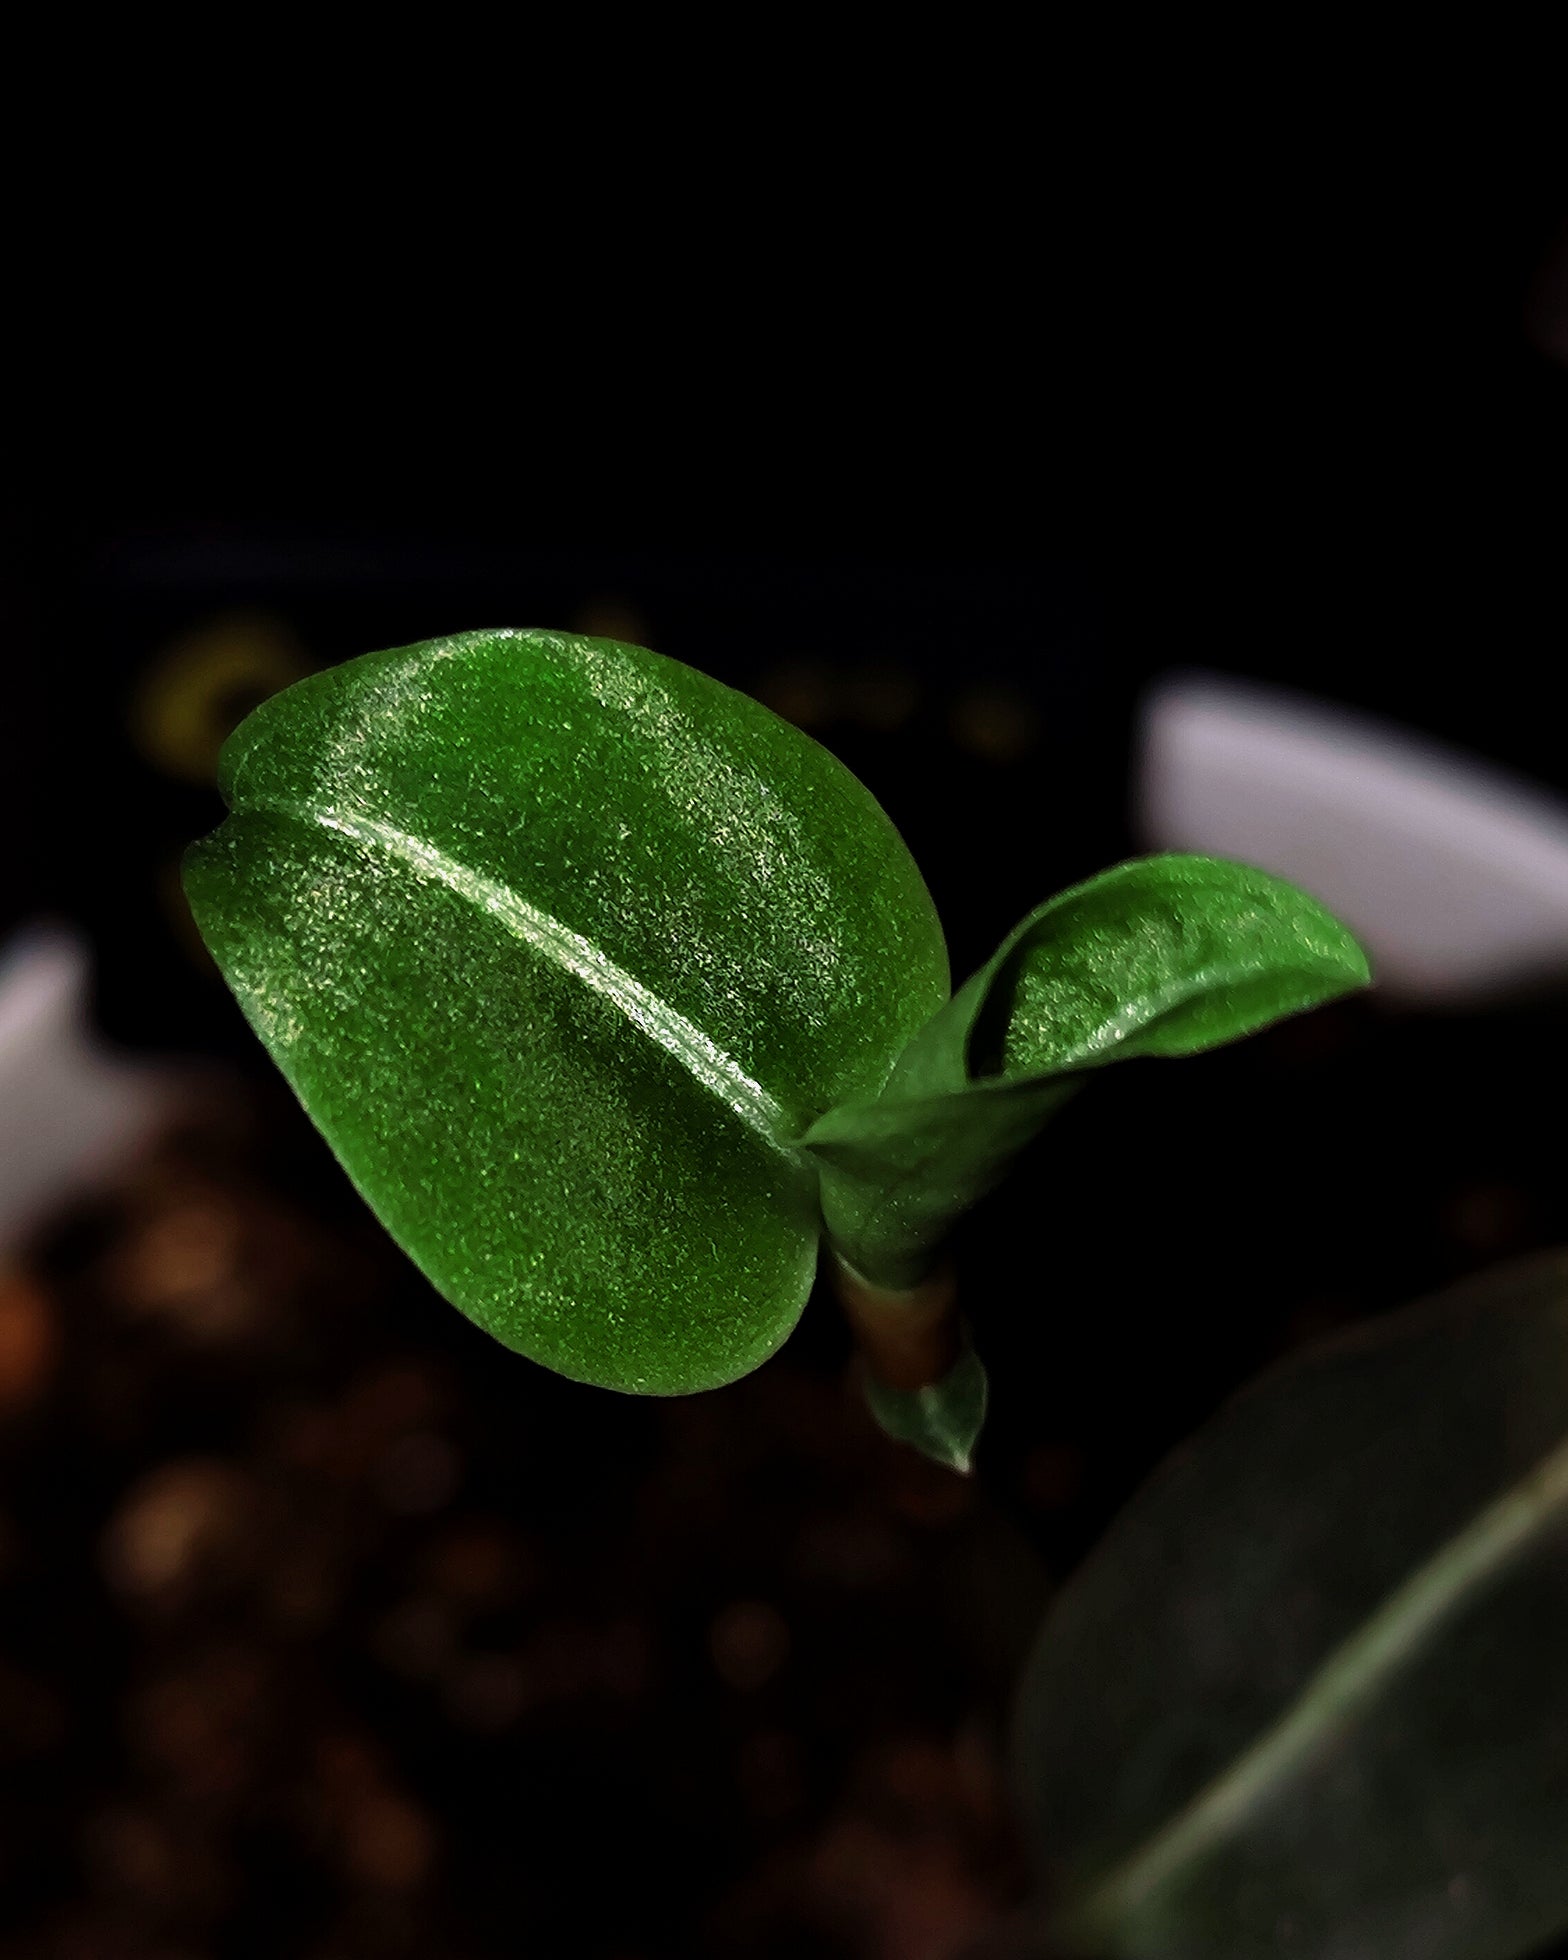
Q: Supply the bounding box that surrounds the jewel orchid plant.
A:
[184,628,1369,1469]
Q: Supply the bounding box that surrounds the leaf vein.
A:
[1063,1428,1568,1940]
[274,801,796,1155]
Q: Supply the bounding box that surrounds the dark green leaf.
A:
[184,629,948,1393]
[807,856,1369,1287]
[1014,1254,1568,1960]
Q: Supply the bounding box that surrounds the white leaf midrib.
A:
[1061,1426,1568,1942]
[265,800,796,1155]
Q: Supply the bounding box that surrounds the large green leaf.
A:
[807,856,1370,1288]
[1013,1253,1568,1960]
[184,629,949,1393]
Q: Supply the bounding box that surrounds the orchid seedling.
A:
[184,629,1369,1469]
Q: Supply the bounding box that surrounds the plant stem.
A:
[831,1254,961,1392]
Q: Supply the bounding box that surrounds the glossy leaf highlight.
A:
[808,856,1370,1287]
[184,629,949,1394]
[1014,1254,1568,1960]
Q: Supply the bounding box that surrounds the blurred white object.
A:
[0,929,177,1251]
[1139,676,1568,1004]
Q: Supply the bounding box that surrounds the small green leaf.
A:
[184,629,948,1393]
[807,856,1369,1287]
[957,853,1370,1078]
[862,1340,989,1474]
[1014,1254,1568,1960]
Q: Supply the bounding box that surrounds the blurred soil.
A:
[0,1087,1045,1960]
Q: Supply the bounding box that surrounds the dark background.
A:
[2,166,1566,1957]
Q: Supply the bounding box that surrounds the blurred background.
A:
[3,163,1566,1958]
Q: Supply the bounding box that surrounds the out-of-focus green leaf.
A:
[184,629,948,1394]
[807,856,1370,1288]
[862,1339,990,1475]
[1013,1253,1568,1960]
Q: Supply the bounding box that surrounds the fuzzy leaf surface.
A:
[184,629,948,1393]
